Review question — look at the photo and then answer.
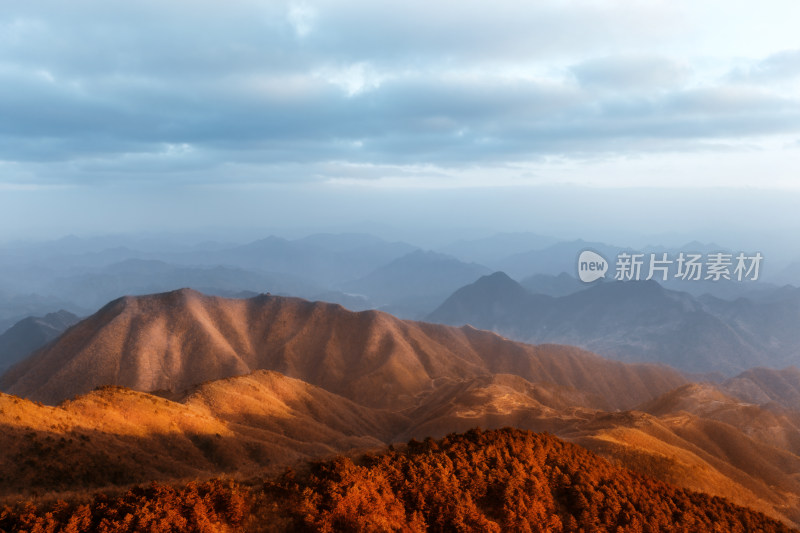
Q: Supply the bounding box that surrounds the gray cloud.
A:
[0,0,799,188]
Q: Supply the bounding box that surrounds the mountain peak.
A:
[426,271,540,326]
[0,310,82,373]
[467,271,531,298]
[480,270,516,283]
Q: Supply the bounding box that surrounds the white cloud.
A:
[314,62,388,96]
[287,2,317,38]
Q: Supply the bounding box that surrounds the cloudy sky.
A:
[1,0,799,244]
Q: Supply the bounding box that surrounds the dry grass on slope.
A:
[0,370,402,498]
[577,409,800,525]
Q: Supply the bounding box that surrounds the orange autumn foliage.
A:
[2,428,794,532]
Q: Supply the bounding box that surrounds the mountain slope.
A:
[0,370,403,495]
[0,289,687,409]
[5,367,800,525]
[723,367,800,410]
[397,376,800,525]
[575,382,800,524]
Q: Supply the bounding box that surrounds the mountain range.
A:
[14,237,494,320]
[341,249,491,318]
[428,272,800,375]
[44,259,326,310]
[0,232,795,340]
[4,289,800,524]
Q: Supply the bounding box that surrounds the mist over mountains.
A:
[428,272,800,375]
[2,231,798,378]
[0,231,793,319]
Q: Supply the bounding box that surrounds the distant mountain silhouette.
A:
[308,289,373,311]
[436,231,558,266]
[427,271,545,326]
[45,259,325,309]
[292,232,389,252]
[428,274,781,374]
[775,261,800,286]
[497,239,621,279]
[0,291,83,334]
[3,233,422,318]
[342,250,492,318]
[0,310,80,373]
[699,290,800,367]
[185,234,418,286]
